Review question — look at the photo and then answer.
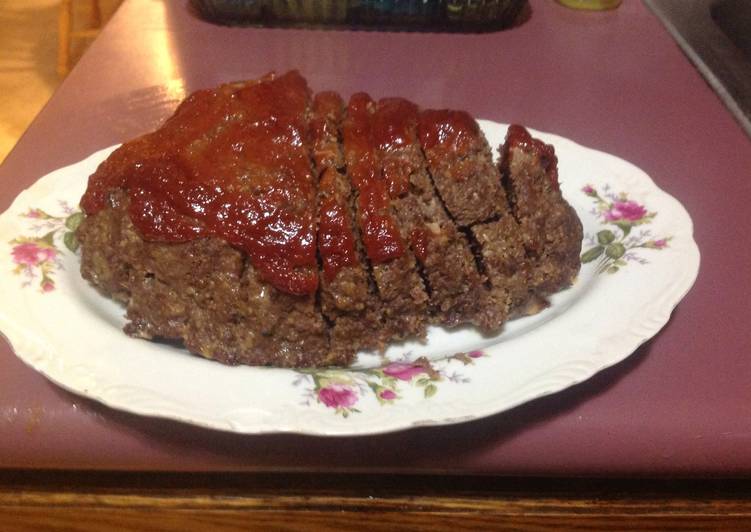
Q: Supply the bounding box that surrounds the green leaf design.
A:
[606,242,626,260]
[424,384,437,398]
[614,221,632,237]
[63,231,79,252]
[596,230,615,245]
[581,246,604,263]
[41,230,56,246]
[65,212,84,231]
[583,185,671,278]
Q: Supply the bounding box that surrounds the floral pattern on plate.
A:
[580,184,671,275]
[295,351,484,417]
[9,204,82,292]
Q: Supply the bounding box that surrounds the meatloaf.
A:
[77,70,583,368]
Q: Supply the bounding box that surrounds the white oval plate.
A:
[0,121,700,435]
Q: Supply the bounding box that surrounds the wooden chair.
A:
[57,0,105,77]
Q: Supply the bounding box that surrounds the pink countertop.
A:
[1,0,749,476]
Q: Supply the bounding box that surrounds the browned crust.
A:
[78,192,338,367]
[502,144,583,300]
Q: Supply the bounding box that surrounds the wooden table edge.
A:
[1,470,750,530]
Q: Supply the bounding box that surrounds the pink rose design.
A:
[604,200,647,222]
[653,238,668,249]
[379,389,397,401]
[468,350,484,358]
[582,185,596,196]
[383,362,426,381]
[11,242,56,267]
[41,279,55,292]
[318,383,358,409]
[24,208,44,219]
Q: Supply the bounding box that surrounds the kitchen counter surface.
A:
[1,0,750,478]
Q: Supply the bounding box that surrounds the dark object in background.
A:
[190,0,527,32]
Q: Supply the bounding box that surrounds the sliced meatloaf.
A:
[470,216,531,318]
[417,109,508,227]
[310,91,385,356]
[500,125,583,302]
[371,98,500,331]
[341,92,429,341]
[77,70,582,368]
[417,109,541,323]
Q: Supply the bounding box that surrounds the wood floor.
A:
[0,0,120,164]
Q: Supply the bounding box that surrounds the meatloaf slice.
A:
[309,91,345,171]
[417,110,508,227]
[500,125,583,302]
[342,93,429,341]
[416,108,539,325]
[310,91,385,356]
[371,98,501,331]
[470,216,531,319]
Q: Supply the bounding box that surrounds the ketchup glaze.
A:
[342,93,405,265]
[81,71,319,295]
